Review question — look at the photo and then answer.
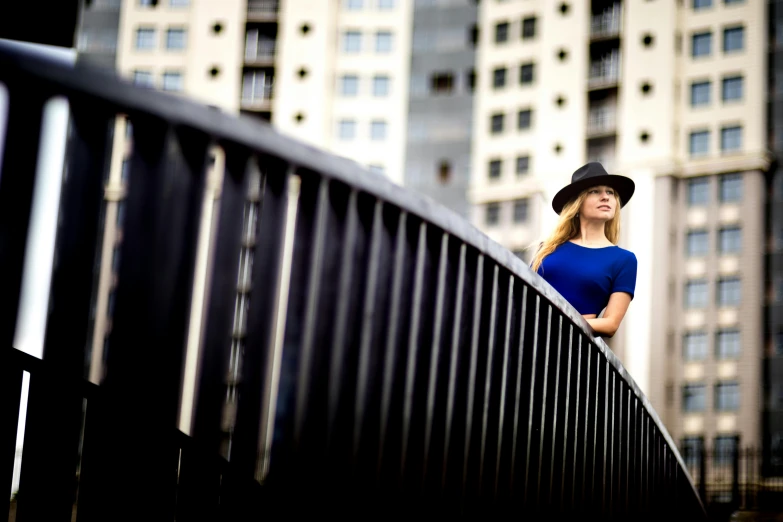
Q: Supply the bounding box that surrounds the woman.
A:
[531,162,637,337]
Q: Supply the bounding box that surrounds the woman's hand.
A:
[582,292,632,338]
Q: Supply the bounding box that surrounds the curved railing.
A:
[0,40,706,520]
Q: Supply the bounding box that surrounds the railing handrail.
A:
[0,39,704,516]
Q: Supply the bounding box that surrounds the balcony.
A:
[590,4,622,39]
[587,106,617,137]
[588,53,620,90]
[247,0,279,21]
[245,38,276,65]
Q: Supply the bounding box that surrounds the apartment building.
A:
[471,0,770,455]
[402,0,478,219]
[273,0,413,185]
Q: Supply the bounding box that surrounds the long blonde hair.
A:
[530,189,622,272]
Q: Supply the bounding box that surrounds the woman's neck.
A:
[575,220,609,246]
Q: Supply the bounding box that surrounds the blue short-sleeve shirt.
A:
[536,241,637,316]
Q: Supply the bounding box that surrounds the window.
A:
[692,32,712,57]
[718,227,741,254]
[162,71,183,92]
[378,0,394,9]
[715,382,740,411]
[516,155,530,175]
[430,72,454,94]
[135,27,156,50]
[720,126,742,152]
[723,26,744,53]
[717,277,740,307]
[688,177,709,205]
[340,75,359,96]
[372,75,390,96]
[690,81,711,106]
[519,62,535,85]
[467,69,476,92]
[683,332,707,361]
[715,436,738,466]
[469,24,479,47]
[486,203,500,226]
[437,161,451,184]
[495,22,509,43]
[242,71,273,102]
[686,230,709,257]
[338,119,356,140]
[513,199,529,223]
[716,329,740,359]
[132,70,154,88]
[493,67,507,88]
[689,130,709,156]
[522,16,536,39]
[166,28,186,50]
[116,200,126,226]
[722,76,743,102]
[170,0,189,6]
[370,120,387,140]
[518,109,532,130]
[685,280,708,308]
[346,0,362,9]
[488,159,502,180]
[343,31,361,52]
[682,384,706,412]
[376,31,393,53]
[719,173,743,202]
[681,437,704,468]
[692,0,711,8]
[724,0,744,4]
[490,113,504,134]
[139,0,156,6]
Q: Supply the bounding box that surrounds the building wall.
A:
[274,0,413,186]
[403,0,477,219]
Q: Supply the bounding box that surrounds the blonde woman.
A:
[531,162,637,337]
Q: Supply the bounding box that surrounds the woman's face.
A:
[579,185,617,221]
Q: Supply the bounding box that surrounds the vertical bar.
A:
[535,305,553,501]
[400,222,428,476]
[441,244,466,488]
[461,254,484,492]
[293,179,331,442]
[0,87,46,350]
[353,200,384,452]
[508,284,528,492]
[608,371,615,514]
[581,338,593,507]
[560,326,574,505]
[523,295,540,504]
[0,362,23,518]
[478,264,499,494]
[327,189,360,439]
[377,211,409,472]
[571,335,583,507]
[494,276,514,496]
[423,232,449,481]
[548,316,564,504]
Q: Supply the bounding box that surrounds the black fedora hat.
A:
[552,162,635,214]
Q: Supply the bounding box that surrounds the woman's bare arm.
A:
[583,292,632,338]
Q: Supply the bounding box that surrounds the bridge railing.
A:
[0,40,706,520]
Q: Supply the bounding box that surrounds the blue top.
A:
[536,241,637,316]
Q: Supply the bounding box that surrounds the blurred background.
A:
[3,0,783,518]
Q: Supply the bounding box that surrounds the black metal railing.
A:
[0,40,706,520]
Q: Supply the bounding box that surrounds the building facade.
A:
[402,0,478,219]
[471,0,770,454]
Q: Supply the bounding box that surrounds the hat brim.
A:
[552,175,635,214]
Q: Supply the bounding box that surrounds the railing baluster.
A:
[560,325,574,508]
[523,295,541,505]
[493,275,514,497]
[535,305,553,504]
[478,264,499,495]
[441,243,468,492]
[462,254,484,495]
[423,232,449,484]
[549,315,565,506]
[509,284,528,495]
